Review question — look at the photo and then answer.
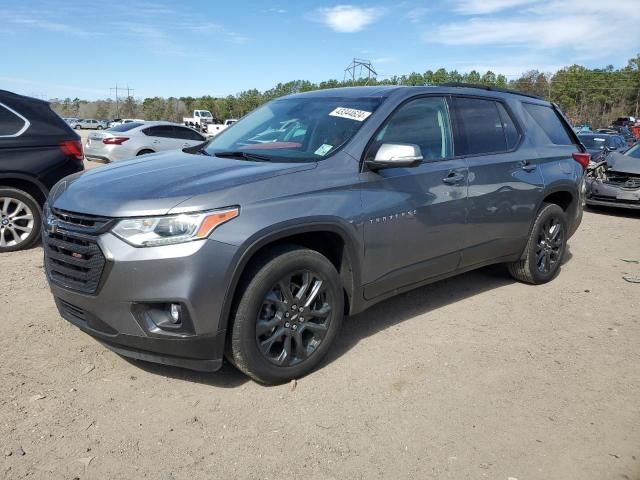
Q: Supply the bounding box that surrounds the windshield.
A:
[625,143,640,159]
[579,135,607,149]
[204,97,382,162]
[200,111,212,117]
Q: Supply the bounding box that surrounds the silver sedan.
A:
[84,121,207,163]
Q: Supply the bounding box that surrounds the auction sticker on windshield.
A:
[329,107,372,122]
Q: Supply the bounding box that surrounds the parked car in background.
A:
[578,133,628,161]
[84,121,206,163]
[44,85,587,384]
[586,142,640,210]
[108,118,144,128]
[612,116,636,127]
[70,118,107,130]
[0,89,84,252]
[573,124,592,133]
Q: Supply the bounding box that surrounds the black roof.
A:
[285,84,549,103]
[0,90,77,147]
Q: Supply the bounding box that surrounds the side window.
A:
[522,103,573,145]
[172,126,205,141]
[373,96,453,161]
[496,103,520,150]
[0,103,28,137]
[144,126,173,138]
[453,97,507,156]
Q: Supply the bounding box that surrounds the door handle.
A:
[520,160,537,172]
[442,171,465,185]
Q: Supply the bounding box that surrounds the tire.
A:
[97,125,103,130]
[136,149,155,156]
[74,125,81,130]
[228,245,344,384]
[0,188,42,253]
[507,203,567,284]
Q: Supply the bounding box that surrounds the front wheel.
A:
[507,203,567,284]
[228,246,344,384]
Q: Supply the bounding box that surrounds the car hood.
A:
[607,152,640,174]
[50,150,316,217]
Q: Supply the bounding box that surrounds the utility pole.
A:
[110,84,120,118]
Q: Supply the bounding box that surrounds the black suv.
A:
[0,90,84,252]
[44,85,588,383]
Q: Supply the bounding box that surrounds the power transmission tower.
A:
[343,58,377,85]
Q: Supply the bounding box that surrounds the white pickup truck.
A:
[182,110,237,135]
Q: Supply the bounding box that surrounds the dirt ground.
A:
[1,141,640,479]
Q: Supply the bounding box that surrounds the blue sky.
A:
[1,0,638,100]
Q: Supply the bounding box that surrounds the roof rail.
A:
[438,82,545,100]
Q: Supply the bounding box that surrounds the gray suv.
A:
[43,86,588,384]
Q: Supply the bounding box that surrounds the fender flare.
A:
[217,217,363,333]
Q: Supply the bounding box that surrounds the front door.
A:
[360,96,468,300]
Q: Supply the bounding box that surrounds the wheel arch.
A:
[219,219,363,333]
[0,174,48,205]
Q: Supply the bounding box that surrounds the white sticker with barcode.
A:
[329,107,372,122]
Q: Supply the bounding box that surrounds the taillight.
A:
[572,152,590,170]
[59,140,83,160]
[103,137,129,145]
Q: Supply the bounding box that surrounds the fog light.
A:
[170,304,182,324]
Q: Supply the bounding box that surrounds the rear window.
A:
[578,135,606,149]
[523,103,573,145]
[0,103,28,137]
[109,122,144,132]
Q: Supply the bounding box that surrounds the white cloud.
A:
[430,0,640,59]
[453,0,538,15]
[0,9,95,36]
[315,5,383,33]
[406,7,430,24]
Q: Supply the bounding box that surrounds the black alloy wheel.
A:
[256,270,333,367]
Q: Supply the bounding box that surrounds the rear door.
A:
[143,125,176,151]
[360,96,469,299]
[451,96,545,268]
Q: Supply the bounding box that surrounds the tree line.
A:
[50,55,640,128]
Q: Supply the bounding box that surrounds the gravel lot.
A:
[1,139,639,479]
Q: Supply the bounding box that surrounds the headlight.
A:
[112,207,238,247]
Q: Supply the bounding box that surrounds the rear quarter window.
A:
[522,103,573,145]
[0,103,28,137]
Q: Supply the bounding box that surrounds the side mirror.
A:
[366,143,423,170]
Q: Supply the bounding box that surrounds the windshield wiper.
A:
[214,151,272,162]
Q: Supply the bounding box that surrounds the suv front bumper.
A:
[46,231,240,372]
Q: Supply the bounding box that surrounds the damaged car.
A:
[586,142,640,209]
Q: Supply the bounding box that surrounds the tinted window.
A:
[0,103,27,137]
[144,126,174,138]
[109,122,144,132]
[374,97,453,161]
[523,103,573,145]
[453,97,506,155]
[172,126,205,141]
[496,102,520,150]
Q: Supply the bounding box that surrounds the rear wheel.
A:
[0,188,41,253]
[137,149,155,156]
[97,125,103,130]
[228,246,344,384]
[507,203,567,284]
[74,125,81,130]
